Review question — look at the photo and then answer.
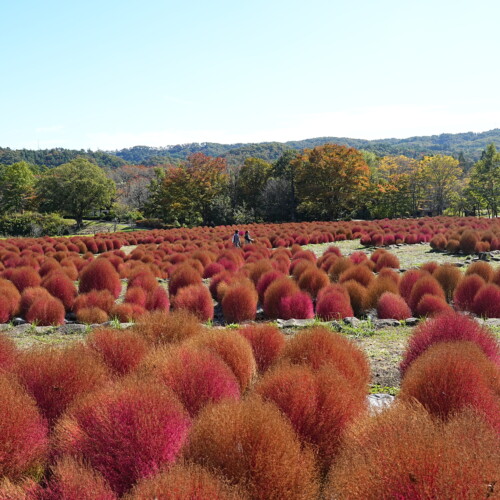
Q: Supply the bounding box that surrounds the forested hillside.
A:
[2,129,500,169]
[112,129,500,166]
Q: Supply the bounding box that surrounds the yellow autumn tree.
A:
[293,144,370,220]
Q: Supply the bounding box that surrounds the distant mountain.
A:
[2,129,500,169]
[111,129,500,165]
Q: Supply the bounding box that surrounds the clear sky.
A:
[1,0,499,150]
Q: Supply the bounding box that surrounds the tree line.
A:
[0,143,498,234]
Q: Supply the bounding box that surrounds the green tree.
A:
[293,144,370,220]
[420,155,462,215]
[0,161,36,213]
[36,157,116,227]
[469,143,500,217]
[271,149,299,220]
[235,157,272,216]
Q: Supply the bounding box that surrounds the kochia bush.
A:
[78,258,122,299]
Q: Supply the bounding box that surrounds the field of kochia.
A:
[0,216,499,498]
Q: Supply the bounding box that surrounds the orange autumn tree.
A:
[293,144,370,220]
[146,153,228,226]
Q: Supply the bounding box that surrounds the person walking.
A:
[244,230,254,244]
[232,230,241,248]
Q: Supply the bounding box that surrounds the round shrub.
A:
[472,284,500,318]
[263,277,299,319]
[109,303,146,322]
[0,374,48,481]
[41,272,77,311]
[73,289,116,314]
[53,377,191,496]
[222,283,258,323]
[172,284,214,322]
[255,270,284,302]
[414,294,451,317]
[132,308,194,341]
[399,269,424,304]
[76,306,109,324]
[364,277,399,310]
[400,311,500,375]
[26,295,65,326]
[297,267,329,299]
[14,344,110,426]
[19,287,51,317]
[400,342,500,431]
[145,286,170,312]
[375,252,400,272]
[255,363,367,472]
[279,291,315,320]
[377,292,412,320]
[8,267,41,293]
[124,286,147,308]
[126,463,248,500]
[342,279,367,317]
[238,323,285,374]
[168,265,202,296]
[325,403,500,499]
[43,457,117,500]
[339,264,374,287]
[79,258,122,299]
[465,261,494,282]
[186,329,256,392]
[434,263,462,302]
[87,328,150,376]
[453,273,485,312]
[0,333,17,372]
[281,326,370,390]
[408,275,445,313]
[139,346,240,417]
[184,398,320,500]
[316,288,353,320]
[328,257,353,282]
[459,230,479,254]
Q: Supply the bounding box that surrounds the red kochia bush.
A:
[0,478,40,499]
[316,289,353,320]
[73,289,116,314]
[168,265,202,296]
[408,275,445,312]
[87,328,150,376]
[377,292,412,320]
[398,269,424,304]
[172,284,214,322]
[7,266,41,292]
[472,284,500,318]
[453,274,485,311]
[145,286,170,312]
[139,346,240,417]
[238,323,286,374]
[53,377,191,496]
[465,261,494,282]
[127,464,247,500]
[186,329,256,392]
[124,286,147,308]
[110,303,146,322]
[339,264,374,287]
[0,334,17,372]
[280,327,370,390]
[184,398,320,500]
[43,457,117,500]
[414,294,451,317]
[263,277,300,319]
[400,311,500,376]
[279,291,315,320]
[325,403,500,499]
[0,374,48,480]
[459,229,479,254]
[78,258,122,299]
[14,344,110,426]
[222,283,258,323]
[399,342,500,432]
[433,263,462,302]
[255,363,367,472]
[19,287,51,317]
[342,280,367,317]
[76,306,109,324]
[42,272,78,311]
[374,252,400,272]
[26,295,66,326]
[255,270,284,302]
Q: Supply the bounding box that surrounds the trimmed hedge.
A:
[0,212,72,237]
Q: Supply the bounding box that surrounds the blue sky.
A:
[1,0,499,150]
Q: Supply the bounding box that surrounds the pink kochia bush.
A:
[472,284,500,318]
[53,377,191,496]
[377,292,412,320]
[315,286,354,321]
[0,374,48,481]
[78,258,122,299]
[279,291,314,320]
[138,346,240,417]
[400,311,500,376]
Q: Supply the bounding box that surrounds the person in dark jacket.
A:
[244,230,254,244]
[232,230,241,248]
